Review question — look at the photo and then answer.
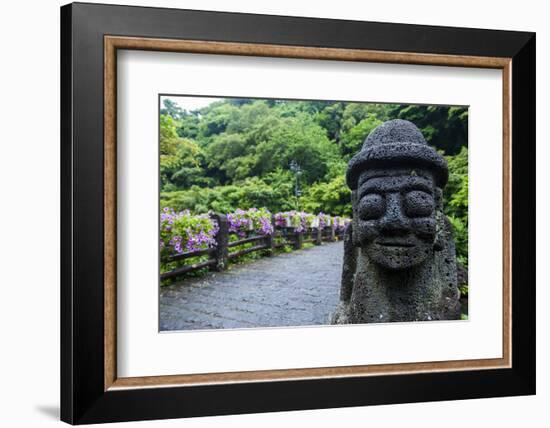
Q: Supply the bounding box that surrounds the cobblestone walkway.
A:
[160,242,343,331]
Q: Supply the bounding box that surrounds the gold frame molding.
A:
[104,35,512,391]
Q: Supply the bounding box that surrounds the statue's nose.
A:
[379,193,408,235]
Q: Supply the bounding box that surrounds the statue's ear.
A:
[433,188,445,251]
[433,215,445,251]
[434,187,443,210]
[350,190,361,247]
[351,189,358,206]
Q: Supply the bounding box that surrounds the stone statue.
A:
[331,119,461,324]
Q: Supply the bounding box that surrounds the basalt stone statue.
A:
[331,119,461,324]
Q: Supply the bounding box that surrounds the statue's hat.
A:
[346,119,448,190]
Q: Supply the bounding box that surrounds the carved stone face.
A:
[354,168,439,270]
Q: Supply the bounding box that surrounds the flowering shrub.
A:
[227,208,274,237]
[160,208,218,256]
[332,216,351,232]
[160,207,351,259]
[317,212,331,229]
[273,211,316,232]
[273,211,351,233]
[273,211,291,228]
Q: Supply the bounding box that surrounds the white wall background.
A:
[0,0,546,427]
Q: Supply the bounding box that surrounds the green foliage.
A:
[389,104,468,155]
[444,147,468,269]
[254,113,338,184]
[197,102,240,138]
[444,146,468,218]
[448,215,468,268]
[160,114,206,190]
[315,102,345,141]
[339,114,383,157]
[459,282,469,298]
[160,98,185,119]
[301,175,352,216]
[160,177,296,214]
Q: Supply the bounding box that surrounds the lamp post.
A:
[289,160,302,211]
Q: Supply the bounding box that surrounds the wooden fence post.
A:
[326,226,336,242]
[265,215,277,256]
[314,227,322,245]
[294,228,303,250]
[211,213,228,271]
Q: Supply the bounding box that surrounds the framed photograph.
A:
[61,2,535,424]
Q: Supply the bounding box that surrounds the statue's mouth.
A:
[376,239,415,248]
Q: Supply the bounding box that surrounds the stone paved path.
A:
[160,242,343,331]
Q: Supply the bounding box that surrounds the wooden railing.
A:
[160,213,345,281]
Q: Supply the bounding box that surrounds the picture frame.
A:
[60,2,535,424]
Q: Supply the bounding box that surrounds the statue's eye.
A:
[358,193,385,220]
[403,190,434,217]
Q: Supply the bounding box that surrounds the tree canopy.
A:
[160,97,468,217]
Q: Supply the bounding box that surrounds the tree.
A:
[206,133,253,183]
[389,105,468,155]
[197,102,240,138]
[301,175,352,216]
[160,114,205,190]
[315,102,345,141]
[175,111,200,140]
[253,113,339,184]
[339,114,383,157]
[160,98,184,120]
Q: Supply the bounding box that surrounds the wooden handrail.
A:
[167,247,215,262]
[160,259,217,280]
[227,235,266,248]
